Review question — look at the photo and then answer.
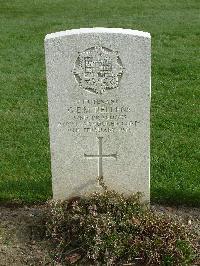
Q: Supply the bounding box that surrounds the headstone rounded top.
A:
[45,27,151,41]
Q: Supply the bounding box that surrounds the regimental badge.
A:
[73,46,124,95]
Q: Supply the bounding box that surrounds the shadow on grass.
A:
[0,178,52,204]
[151,187,200,207]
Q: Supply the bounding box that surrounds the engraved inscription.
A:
[84,137,117,177]
[74,47,124,94]
[60,97,140,134]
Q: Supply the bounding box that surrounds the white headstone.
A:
[45,28,151,201]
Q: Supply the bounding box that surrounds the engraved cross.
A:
[84,137,117,177]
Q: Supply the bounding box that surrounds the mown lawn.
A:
[0,0,199,205]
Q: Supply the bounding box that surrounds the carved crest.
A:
[73,46,123,94]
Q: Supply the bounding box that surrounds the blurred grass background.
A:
[0,0,199,205]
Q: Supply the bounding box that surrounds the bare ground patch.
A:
[0,204,51,266]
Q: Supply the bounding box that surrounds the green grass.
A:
[0,0,199,205]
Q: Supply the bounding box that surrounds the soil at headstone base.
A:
[0,204,199,266]
[0,204,51,266]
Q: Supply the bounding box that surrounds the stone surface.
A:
[45,28,151,201]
